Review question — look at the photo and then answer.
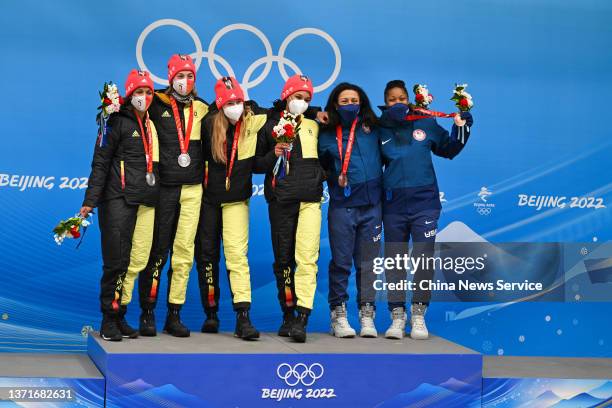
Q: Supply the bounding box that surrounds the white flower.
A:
[81,219,90,227]
[273,125,285,136]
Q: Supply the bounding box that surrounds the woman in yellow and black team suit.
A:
[196,76,267,340]
[138,54,208,337]
[81,70,159,341]
[254,75,324,343]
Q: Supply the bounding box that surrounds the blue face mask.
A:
[387,103,409,122]
[337,104,360,125]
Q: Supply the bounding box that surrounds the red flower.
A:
[415,94,424,102]
[284,127,294,137]
[459,98,469,107]
[70,226,81,238]
[103,97,112,105]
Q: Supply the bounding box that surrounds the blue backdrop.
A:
[0,0,611,356]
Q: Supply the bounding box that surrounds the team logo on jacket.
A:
[132,130,140,137]
[412,129,426,141]
[162,110,171,118]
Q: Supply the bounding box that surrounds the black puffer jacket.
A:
[148,91,209,186]
[255,112,324,203]
[83,107,160,208]
[202,105,268,204]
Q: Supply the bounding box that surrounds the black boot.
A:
[100,315,122,342]
[201,311,220,333]
[163,304,190,337]
[234,309,259,340]
[117,307,138,339]
[139,307,157,337]
[290,312,309,343]
[277,309,295,337]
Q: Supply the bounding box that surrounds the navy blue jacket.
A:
[318,120,384,208]
[379,110,473,214]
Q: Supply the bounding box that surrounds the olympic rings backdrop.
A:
[0,0,611,357]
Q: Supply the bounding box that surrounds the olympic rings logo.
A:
[276,363,324,387]
[136,19,341,99]
[476,207,492,216]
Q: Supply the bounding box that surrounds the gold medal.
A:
[225,177,230,191]
[338,173,348,188]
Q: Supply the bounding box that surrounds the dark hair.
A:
[323,82,378,129]
[384,79,409,103]
[271,98,286,112]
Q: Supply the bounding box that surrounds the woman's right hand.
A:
[274,143,290,157]
[80,206,93,218]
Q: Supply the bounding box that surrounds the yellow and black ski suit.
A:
[83,107,160,317]
[139,92,208,309]
[254,111,324,314]
[195,105,267,311]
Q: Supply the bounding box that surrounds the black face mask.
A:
[387,103,409,121]
[337,104,360,125]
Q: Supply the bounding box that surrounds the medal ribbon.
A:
[225,120,242,190]
[405,107,457,121]
[133,111,154,174]
[169,96,194,155]
[335,118,359,179]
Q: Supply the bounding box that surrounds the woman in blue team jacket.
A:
[379,80,473,340]
[318,83,385,338]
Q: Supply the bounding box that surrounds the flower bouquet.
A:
[271,111,301,186]
[413,84,434,108]
[96,82,123,147]
[53,214,93,247]
[451,83,474,111]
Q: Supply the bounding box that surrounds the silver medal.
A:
[178,153,191,167]
[146,172,156,187]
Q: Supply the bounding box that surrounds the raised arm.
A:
[82,117,121,208]
[431,112,473,159]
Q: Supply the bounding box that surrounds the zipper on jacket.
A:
[204,161,208,188]
[120,160,125,190]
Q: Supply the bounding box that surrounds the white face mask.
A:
[223,102,244,122]
[173,78,190,96]
[131,95,148,112]
[288,99,308,116]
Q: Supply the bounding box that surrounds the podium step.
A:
[88,331,482,407]
[482,356,612,407]
[0,354,105,407]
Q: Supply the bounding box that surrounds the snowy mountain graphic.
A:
[518,390,562,408]
[588,380,612,399]
[110,382,214,408]
[439,377,480,393]
[116,378,155,393]
[551,392,603,408]
[375,378,480,408]
[437,221,488,243]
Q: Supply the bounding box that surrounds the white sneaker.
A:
[359,304,377,338]
[330,304,356,338]
[385,307,406,339]
[410,303,429,340]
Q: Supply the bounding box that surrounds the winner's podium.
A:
[88,332,482,407]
